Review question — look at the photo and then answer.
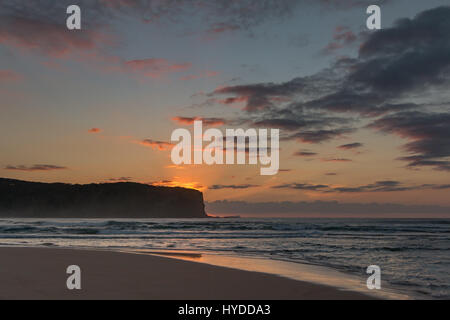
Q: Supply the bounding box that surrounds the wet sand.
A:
[0,247,375,300]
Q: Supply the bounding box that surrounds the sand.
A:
[0,247,375,300]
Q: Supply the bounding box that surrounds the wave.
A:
[0,218,449,299]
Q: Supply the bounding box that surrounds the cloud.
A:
[205,199,450,217]
[0,69,22,82]
[0,4,193,79]
[200,6,450,172]
[338,142,363,150]
[171,116,226,126]
[331,180,410,193]
[288,128,354,143]
[272,183,329,191]
[272,180,450,193]
[149,179,174,185]
[253,116,349,131]
[293,150,317,157]
[209,184,259,190]
[88,128,101,133]
[107,177,133,182]
[369,111,450,171]
[210,71,359,144]
[351,7,450,94]
[322,25,357,54]
[4,164,68,172]
[0,15,112,58]
[321,158,352,162]
[0,0,342,49]
[0,0,395,52]
[122,59,191,78]
[218,6,450,108]
[139,139,174,150]
[213,82,297,111]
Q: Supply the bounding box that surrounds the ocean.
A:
[0,218,448,299]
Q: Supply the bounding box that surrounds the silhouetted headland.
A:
[0,178,206,218]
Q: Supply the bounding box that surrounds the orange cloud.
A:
[88,128,101,133]
[322,25,357,54]
[123,59,192,78]
[0,17,111,58]
[164,165,185,170]
[217,96,249,105]
[139,139,174,150]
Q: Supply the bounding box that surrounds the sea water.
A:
[0,218,448,299]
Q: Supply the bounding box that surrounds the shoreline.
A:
[126,249,409,300]
[0,246,377,300]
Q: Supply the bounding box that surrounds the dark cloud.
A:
[205,199,450,217]
[434,184,450,190]
[331,180,411,193]
[303,91,419,117]
[272,183,329,191]
[338,142,363,150]
[107,177,133,182]
[212,67,341,112]
[293,150,317,157]
[369,111,450,171]
[205,6,450,171]
[1,0,372,38]
[321,158,352,162]
[0,0,298,60]
[272,180,450,193]
[353,6,450,94]
[5,164,68,172]
[209,184,259,190]
[150,179,173,185]
[253,112,352,131]
[287,128,355,143]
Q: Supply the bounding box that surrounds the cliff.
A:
[0,178,206,218]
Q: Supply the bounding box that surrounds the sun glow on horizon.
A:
[150,179,205,191]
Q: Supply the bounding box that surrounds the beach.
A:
[0,247,374,300]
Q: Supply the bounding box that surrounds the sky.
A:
[1,0,450,217]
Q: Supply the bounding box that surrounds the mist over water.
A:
[0,218,448,299]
